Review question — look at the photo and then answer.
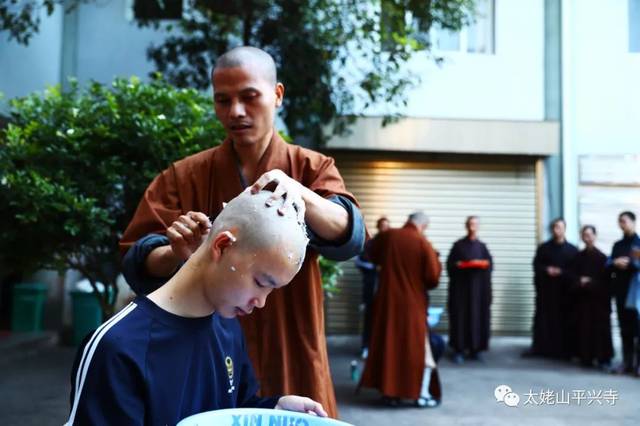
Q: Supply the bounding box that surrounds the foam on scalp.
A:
[208,190,309,270]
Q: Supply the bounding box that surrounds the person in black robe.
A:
[524,218,578,359]
[355,217,390,358]
[568,225,613,368]
[608,211,640,374]
[446,216,493,363]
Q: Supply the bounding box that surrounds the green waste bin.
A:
[71,289,106,346]
[11,282,48,332]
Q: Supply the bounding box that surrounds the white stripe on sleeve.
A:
[66,302,138,425]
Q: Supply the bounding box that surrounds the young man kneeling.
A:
[66,190,326,425]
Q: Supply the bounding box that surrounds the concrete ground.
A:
[1,334,638,425]
[331,336,640,426]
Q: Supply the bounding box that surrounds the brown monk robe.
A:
[359,213,442,403]
[120,133,360,417]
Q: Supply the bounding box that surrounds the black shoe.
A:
[381,396,400,407]
[580,359,594,368]
[612,362,634,375]
[415,397,440,408]
[521,349,537,358]
[468,352,485,362]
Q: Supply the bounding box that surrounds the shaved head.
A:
[213,46,277,85]
[408,211,429,227]
[207,190,309,272]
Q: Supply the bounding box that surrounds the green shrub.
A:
[0,76,224,316]
[319,256,343,297]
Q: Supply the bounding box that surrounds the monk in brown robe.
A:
[119,46,365,418]
[359,212,442,407]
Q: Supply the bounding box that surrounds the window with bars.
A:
[132,0,183,20]
[433,0,495,54]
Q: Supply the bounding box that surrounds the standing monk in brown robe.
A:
[119,46,365,418]
[359,212,442,407]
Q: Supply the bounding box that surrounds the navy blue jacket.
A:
[609,233,640,297]
[67,296,278,425]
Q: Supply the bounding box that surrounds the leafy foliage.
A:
[144,0,475,145]
[0,76,225,315]
[319,256,344,296]
[0,0,80,45]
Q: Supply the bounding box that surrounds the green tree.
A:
[144,0,475,145]
[2,1,475,144]
[0,76,225,316]
[0,0,79,45]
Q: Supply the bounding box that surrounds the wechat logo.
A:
[495,385,520,407]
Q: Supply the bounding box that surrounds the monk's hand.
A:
[613,256,630,270]
[166,211,211,261]
[250,169,306,223]
[275,395,328,418]
[546,266,561,277]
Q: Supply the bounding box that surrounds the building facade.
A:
[1,0,638,336]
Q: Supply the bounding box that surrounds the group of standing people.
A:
[526,212,640,376]
[355,210,640,411]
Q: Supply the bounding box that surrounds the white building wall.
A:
[562,0,640,240]
[0,1,173,110]
[0,10,64,108]
[75,0,168,84]
[2,1,545,122]
[398,0,545,121]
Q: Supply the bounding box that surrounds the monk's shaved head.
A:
[409,211,429,227]
[213,46,277,85]
[208,190,308,271]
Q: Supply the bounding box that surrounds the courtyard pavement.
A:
[331,336,639,426]
[1,334,638,425]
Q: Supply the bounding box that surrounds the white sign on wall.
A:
[578,155,640,255]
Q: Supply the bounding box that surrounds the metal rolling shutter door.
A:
[326,156,538,336]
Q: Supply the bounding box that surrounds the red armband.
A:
[458,259,490,269]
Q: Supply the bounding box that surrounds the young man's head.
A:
[192,190,308,318]
[211,46,284,148]
[618,211,636,236]
[376,217,390,233]
[581,225,597,248]
[550,218,566,242]
[465,216,479,238]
